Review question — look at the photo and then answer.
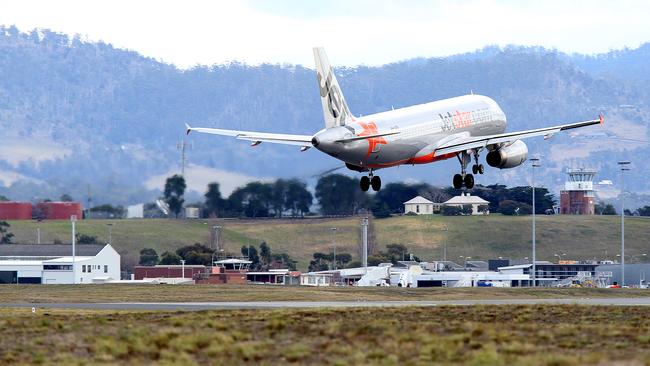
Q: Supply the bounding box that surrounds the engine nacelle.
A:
[486,140,528,169]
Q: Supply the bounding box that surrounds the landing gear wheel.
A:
[453,174,463,189]
[360,176,370,192]
[472,164,478,174]
[371,176,382,192]
[478,164,485,175]
[464,174,475,189]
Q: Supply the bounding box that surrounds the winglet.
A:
[599,114,604,125]
[185,123,192,135]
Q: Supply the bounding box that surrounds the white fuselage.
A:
[313,94,507,169]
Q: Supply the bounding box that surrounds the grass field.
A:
[2,305,650,365]
[6,215,650,271]
[2,285,649,303]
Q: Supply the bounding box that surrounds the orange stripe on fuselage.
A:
[364,152,456,169]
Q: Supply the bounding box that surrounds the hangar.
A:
[0,244,120,284]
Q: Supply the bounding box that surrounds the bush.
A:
[441,206,463,216]
[499,200,532,215]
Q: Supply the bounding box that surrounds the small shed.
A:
[403,196,441,215]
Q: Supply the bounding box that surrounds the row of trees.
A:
[163,175,313,219]
[138,242,297,271]
[371,182,556,217]
[307,243,418,271]
[161,174,650,219]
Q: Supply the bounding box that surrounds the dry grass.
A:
[1,285,649,304]
[6,215,650,270]
[2,305,650,365]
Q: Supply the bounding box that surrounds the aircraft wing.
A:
[186,124,312,147]
[434,115,603,156]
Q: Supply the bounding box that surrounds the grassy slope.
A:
[1,285,649,303]
[2,306,650,365]
[6,215,650,271]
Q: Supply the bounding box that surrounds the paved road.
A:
[4,297,650,311]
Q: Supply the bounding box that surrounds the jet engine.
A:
[486,140,528,169]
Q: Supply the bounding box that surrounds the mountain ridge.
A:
[1,26,649,206]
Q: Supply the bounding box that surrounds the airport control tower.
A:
[560,168,597,215]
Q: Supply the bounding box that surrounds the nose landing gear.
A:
[360,172,381,192]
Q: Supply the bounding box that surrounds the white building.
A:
[0,244,121,284]
[443,193,490,215]
[403,196,442,215]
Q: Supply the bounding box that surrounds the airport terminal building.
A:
[0,244,120,284]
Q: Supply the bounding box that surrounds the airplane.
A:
[186,47,603,192]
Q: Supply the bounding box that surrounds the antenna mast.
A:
[177,137,192,176]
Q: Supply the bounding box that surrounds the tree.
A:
[241,245,260,269]
[60,194,74,202]
[159,251,182,265]
[0,221,14,244]
[308,252,332,272]
[284,179,312,217]
[259,242,272,268]
[89,204,126,218]
[227,182,273,218]
[175,243,214,265]
[637,205,650,216]
[371,202,391,218]
[316,174,368,216]
[76,233,99,244]
[204,182,225,218]
[164,174,186,218]
[0,195,10,202]
[499,200,532,215]
[595,202,617,215]
[441,206,463,216]
[139,248,159,266]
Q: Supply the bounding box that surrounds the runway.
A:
[5,297,650,311]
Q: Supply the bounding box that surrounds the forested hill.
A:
[1,26,649,205]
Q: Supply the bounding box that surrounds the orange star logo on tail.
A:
[357,121,387,157]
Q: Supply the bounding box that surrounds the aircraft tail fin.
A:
[313,47,352,128]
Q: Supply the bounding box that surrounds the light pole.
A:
[106,223,113,246]
[330,227,338,270]
[618,161,630,287]
[71,215,77,285]
[213,225,222,252]
[180,259,186,279]
[441,225,448,261]
[530,157,541,287]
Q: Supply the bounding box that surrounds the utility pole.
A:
[361,217,368,273]
[177,138,192,176]
[213,226,222,253]
[331,227,338,270]
[71,215,77,285]
[442,225,448,261]
[530,157,541,287]
[618,161,630,287]
[106,223,113,246]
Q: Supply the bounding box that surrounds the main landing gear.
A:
[360,172,381,192]
[452,150,484,190]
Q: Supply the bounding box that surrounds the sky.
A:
[0,0,649,68]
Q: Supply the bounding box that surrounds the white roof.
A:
[216,258,252,264]
[444,193,489,205]
[403,196,434,205]
[0,260,44,266]
[44,256,94,263]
